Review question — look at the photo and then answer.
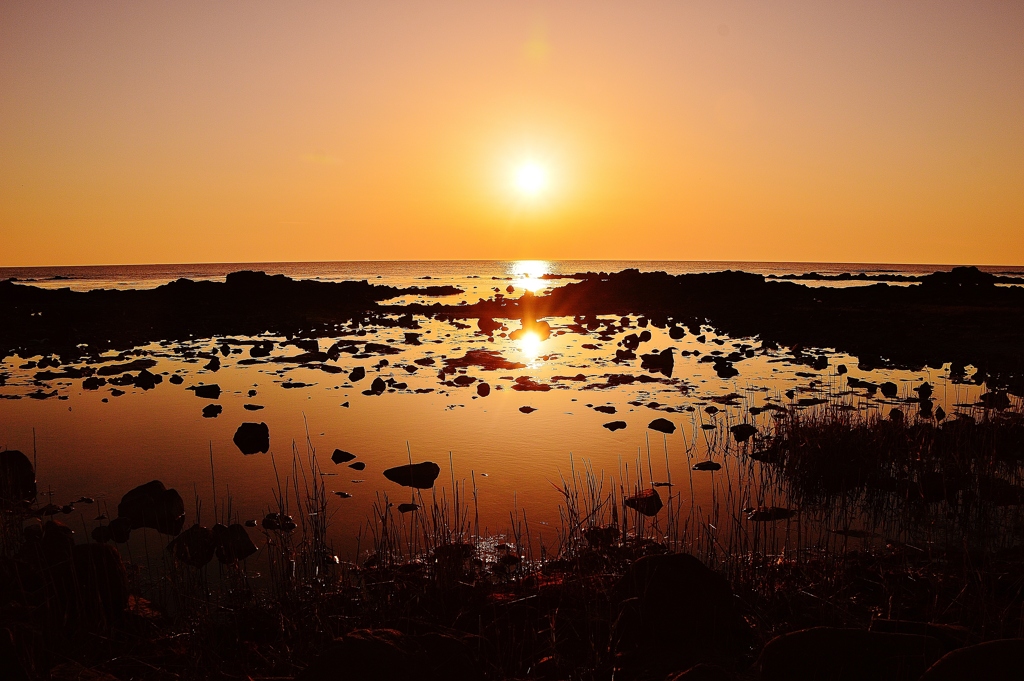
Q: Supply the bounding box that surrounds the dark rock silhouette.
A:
[331,449,356,464]
[349,366,366,382]
[201,404,222,418]
[757,627,940,681]
[349,462,366,471]
[117,480,185,536]
[624,488,663,516]
[603,420,627,431]
[476,382,490,397]
[648,417,676,434]
[692,461,722,471]
[747,506,795,522]
[233,422,270,455]
[168,524,216,567]
[397,503,419,513]
[730,423,757,442]
[383,462,441,489]
[0,449,36,508]
[213,523,258,563]
[191,383,221,399]
[641,347,675,376]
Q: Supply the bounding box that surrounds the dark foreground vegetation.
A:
[2,397,1024,680]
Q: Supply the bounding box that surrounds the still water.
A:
[0,260,1008,561]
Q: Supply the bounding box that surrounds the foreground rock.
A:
[116,480,185,536]
[0,449,36,508]
[233,422,270,454]
[383,462,441,489]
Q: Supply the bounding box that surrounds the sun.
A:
[514,161,549,199]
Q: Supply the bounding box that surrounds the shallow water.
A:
[0,259,996,562]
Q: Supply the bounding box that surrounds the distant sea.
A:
[3,260,1023,292]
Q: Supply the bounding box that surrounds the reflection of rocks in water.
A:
[233,422,270,455]
[383,461,441,489]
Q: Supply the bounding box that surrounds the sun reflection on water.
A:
[510,260,550,293]
[516,330,544,364]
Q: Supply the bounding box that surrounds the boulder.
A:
[214,523,258,563]
[692,461,722,471]
[919,639,1024,681]
[202,404,222,418]
[0,449,36,508]
[624,488,663,516]
[116,480,185,536]
[332,449,356,464]
[383,462,441,489]
[349,366,366,382]
[233,422,270,454]
[758,627,940,681]
[640,348,675,377]
[880,381,899,399]
[192,383,221,399]
[648,418,676,434]
[168,524,216,567]
[729,424,757,443]
[603,421,627,431]
[476,382,490,397]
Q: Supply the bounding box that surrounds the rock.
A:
[476,382,490,397]
[108,517,132,542]
[398,503,419,513]
[364,376,386,395]
[980,391,1012,410]
[648,417,676,434]
[202,403,222,418]
[919,639,1024,681]
[91,525,112,543]
[641,347,675,376]
[624,488,663,516]
[349,366,366,382]
[729,423,757,443]
[82,376,107,390]
[880,381,899,399]
[669,325,687,340]
[0,449,36,508]
[214,523,258,563]
[915,382,933,400]
[233,422,270,454]
[519,406,536,413]
[134,368,162,389]
[250,341,273,357]
[614,554,750,673]
[692,461,722,471]
[168,524,216,567]
[836,364,848,375]
[243,403,263,410]
[169,373,184,384]
[349,462,366,471]
[191,383,221,399]
[383,462,441,489]
[116,480,185,536]
[261,512,296,532]
[332,449,356,464]
[603,421,627,431]
[593,405,616,414]
[758,627,940,681]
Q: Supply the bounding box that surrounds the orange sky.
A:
[2,2,1022,267]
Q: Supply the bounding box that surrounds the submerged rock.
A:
[168,524,216,567]
[233,422,270,455]
[383,462,441,489]
[331,449,356,464]
[692,461,722,471]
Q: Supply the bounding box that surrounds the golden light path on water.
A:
[510,259,551,294]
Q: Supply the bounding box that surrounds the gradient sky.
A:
[2,1,1022,266]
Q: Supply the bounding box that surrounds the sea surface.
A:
[0,260,1017,567]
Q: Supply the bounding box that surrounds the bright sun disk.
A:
[514,162,548,198]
